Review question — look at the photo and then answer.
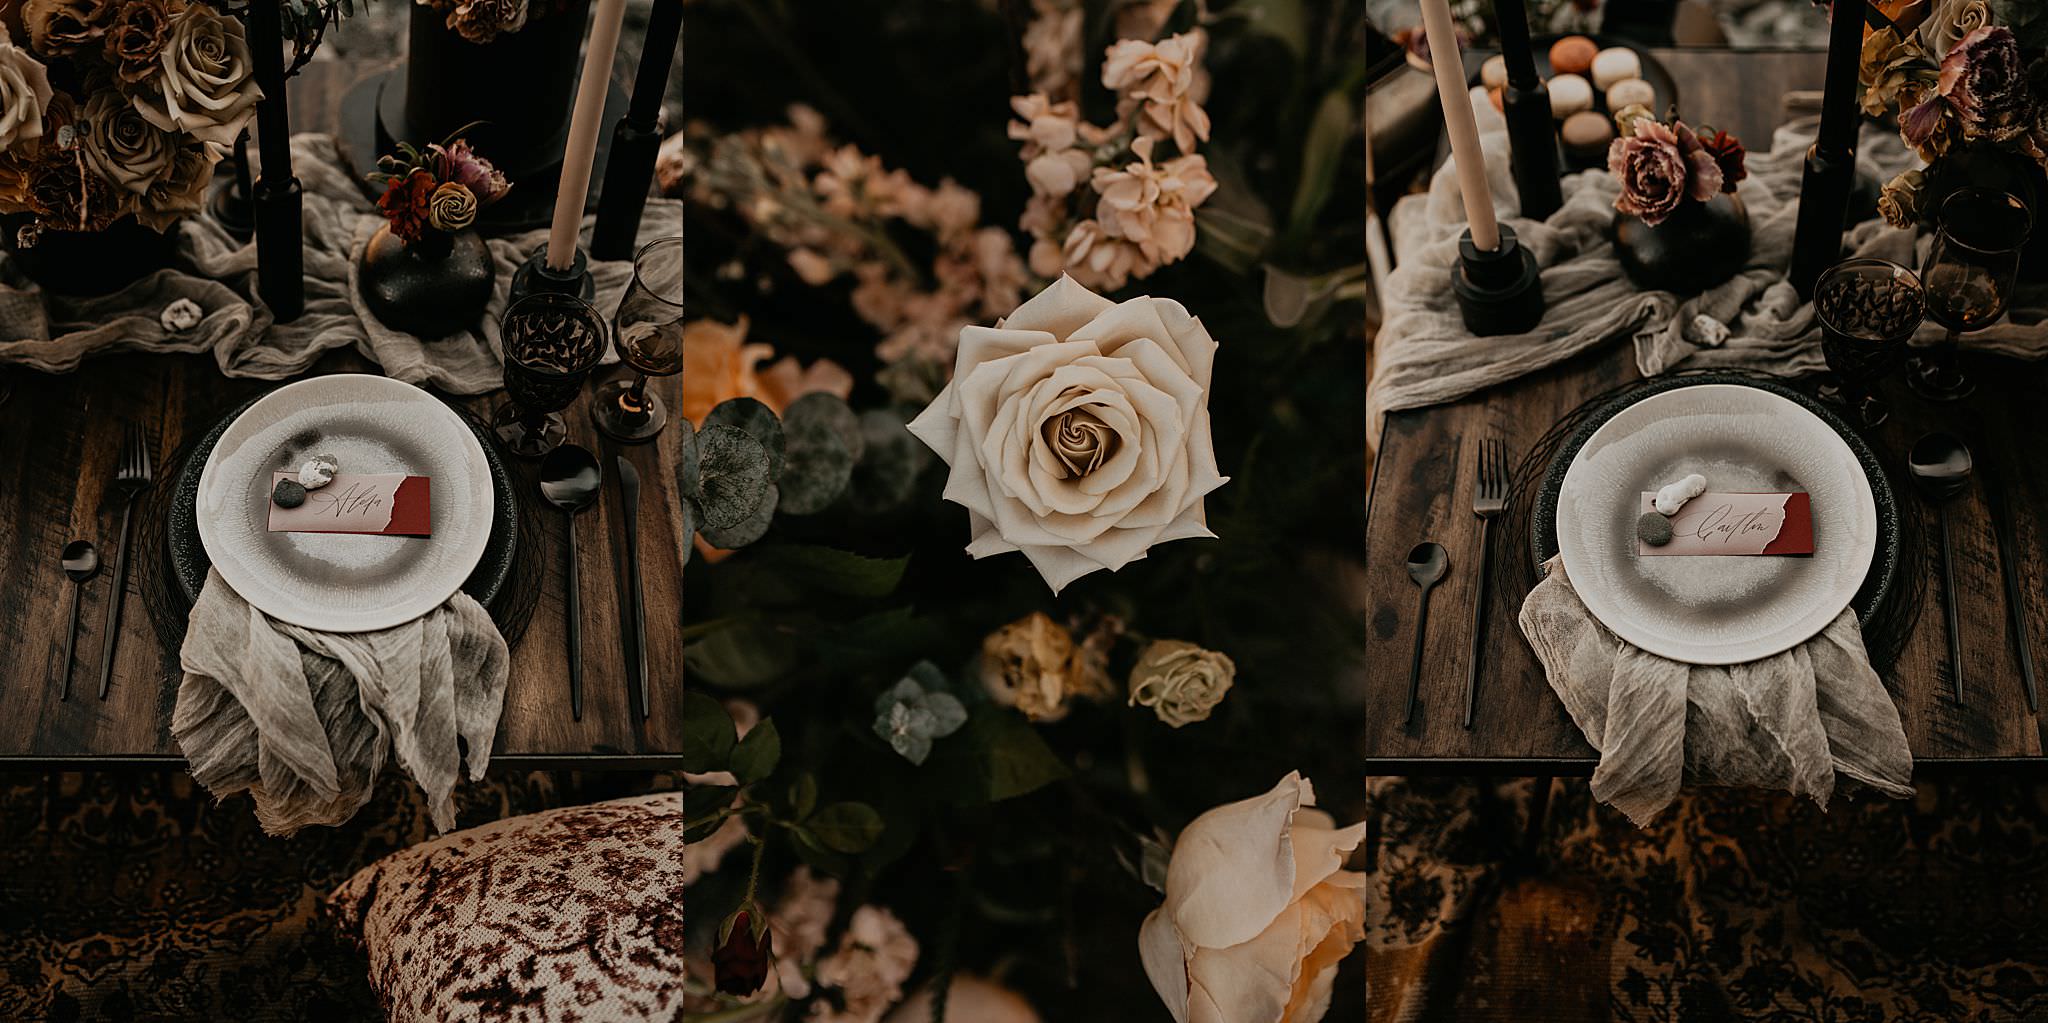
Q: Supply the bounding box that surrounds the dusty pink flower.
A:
[1089,137,1217,267]
[1607,120,1716,226]
[768,867,841,999]
[437,139,511,203]
[808,906,919,1023]
[1008,93,1082,158]
[1102,31,1211,153]
[1061,217,1152,291]
[1939,25,2030,141]
[1022,0,1082,99]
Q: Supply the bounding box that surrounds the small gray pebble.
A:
[273,478,307,508]
[1637,511,1673,547]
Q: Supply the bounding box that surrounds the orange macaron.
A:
[1549,35,1597,76]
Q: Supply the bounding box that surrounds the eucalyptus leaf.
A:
[676,417,701,494]
[699,481,778,549]
[705,397,787,480]
[807,801,885,853]
[778,393,860,515]
[694,426,773,531]
[846,410,924,513]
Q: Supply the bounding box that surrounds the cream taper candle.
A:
[1417,0,1500,252]
[546,0,630,270]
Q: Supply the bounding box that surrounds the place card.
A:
[267,472,432,536]
[1637,491,1812,556]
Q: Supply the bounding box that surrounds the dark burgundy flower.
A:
[376,169,437,243]
[711,907,772,996]
[1700,130,1747,194]
[1939,25,2030,141]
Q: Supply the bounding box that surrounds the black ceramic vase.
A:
[1613,193,1752,295]
[2,215,178,296]
[359,225,495,338]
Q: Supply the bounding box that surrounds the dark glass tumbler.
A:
[494,292,610,458]
[1814,258,1925,429]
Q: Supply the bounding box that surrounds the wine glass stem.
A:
[626,371,650,411]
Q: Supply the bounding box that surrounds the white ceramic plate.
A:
[196,374,493,632]
[1554,384,1877,664]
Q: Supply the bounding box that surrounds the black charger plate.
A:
[163,394,520,621]
[1526,373,1915,670]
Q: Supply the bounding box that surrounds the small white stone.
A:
[1654,473,1708,516]
[298,453,340,490]
[1689,314,1730,347]
[160,298,203,333]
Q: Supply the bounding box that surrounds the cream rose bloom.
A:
[1140,773,1367,1023]
[1128,639,1234,727]
[0,30,53,153]
[81,88,175,194]
[907,275,1227,592]
[132,4,261,151]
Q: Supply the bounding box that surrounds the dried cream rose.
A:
[0,29,53,153]
[1128,639,1233,727]
[907,275,1227,591]
[81,87,175,194]
[132,3,261,151]
[980,611,1083,721]
[1140,773,1367,1023]
[427,181,477,231]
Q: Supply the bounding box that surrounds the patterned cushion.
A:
[329,792,686,1022]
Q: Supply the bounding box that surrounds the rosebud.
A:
[712,905,773,996]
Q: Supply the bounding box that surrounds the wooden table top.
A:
[0,353,684,765]
[1363,48,2048,771]
[0,60,682,766]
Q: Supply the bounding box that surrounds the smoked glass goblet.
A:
[1814,258,1924,428]
[592,236,682,443]
[1912,186,2030,402]
[494,292,610,458]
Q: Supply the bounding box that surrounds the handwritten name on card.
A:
[266,473,432,536]
[1636,491,1813,556]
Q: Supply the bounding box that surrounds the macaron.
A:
[1549,35,1597,76]
[1548,73,1594,119]
[1481,54,1508,90]
[1560,110,1615,161]
[1606,77,1656,112]
[1590,46,1642,90]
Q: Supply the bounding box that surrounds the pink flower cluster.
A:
[1010,29,1218,292]
[1606,117,1744,226]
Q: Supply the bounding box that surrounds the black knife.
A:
[617,456,649,719]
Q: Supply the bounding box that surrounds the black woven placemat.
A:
[139,397,544,661]
[1503,370,1926,675]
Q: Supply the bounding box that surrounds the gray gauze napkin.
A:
[1518,556,1913,826]
[174,568,509,836]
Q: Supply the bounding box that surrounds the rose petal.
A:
[1140,909,1193,1023]
[999,274,1115,340]
[955,324,1058,380]
[1162,772,1310,950]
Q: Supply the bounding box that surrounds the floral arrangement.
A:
[679,1,1371,1018]
[0,0,262,240]
[1606,109,1748,226]
[371,133,510,243]
[412,0,572,44]
[1861,1,2048,228]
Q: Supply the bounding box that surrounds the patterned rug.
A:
[0,769,675,1022]
[1367,775,2048,1022]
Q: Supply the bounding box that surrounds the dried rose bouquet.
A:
[1606,109,1748,226]
[371,132,511,243]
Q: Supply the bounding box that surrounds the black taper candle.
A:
[248,0,305,321]
[591,0,681,260]
[1492,0,1563,220]
[1789,0,1866,297]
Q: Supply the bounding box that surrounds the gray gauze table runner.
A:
[0,133,683,394]
[1371,88,2048,442]
[175,569,509,836]
[1520,557,1914,826]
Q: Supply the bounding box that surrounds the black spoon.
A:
[1910,432,1973,705]
[539,444,602,722]
[1405,542,1450,728]
[60,540,99,701]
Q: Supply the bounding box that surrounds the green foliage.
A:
[924,707,1070,806]
[730,719,783,784]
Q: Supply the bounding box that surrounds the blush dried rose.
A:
[1127,639,1234,728]
[103,0,174,85]
[437,138,509,203]
[1607,122,1691,226]
[21,0,112,57]
[1878,168,1925,229]
[0,30,54,152]
[377,169,437,242]
[426,181,476,231]
[132,3,262,150]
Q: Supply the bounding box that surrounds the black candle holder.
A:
[1452,223,1545,336]
[1789,0,1867,297]
[509,245,596,306]
[1493,0,1563,220]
